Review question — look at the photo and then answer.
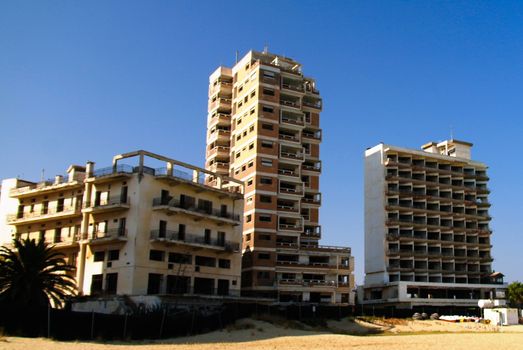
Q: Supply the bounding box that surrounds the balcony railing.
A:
[93,164,134,178]
[281,83,304,92]
[302,163,321,172]
[278,169,299,177]
[150,229,239,251]
[82,227,127,241]
[279,223,303,232]
[302,99,322,109]
[7,205,81,223]
[280,151,304,161]
[280,114,304,126]
[84,196,130,209]
[280,99,301,109]
[152,198,240,222]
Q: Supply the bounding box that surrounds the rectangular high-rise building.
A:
[360,139,506,309]
[205,50,354,304]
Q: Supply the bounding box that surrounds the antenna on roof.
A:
[263,44,268,54]
[235,51,239,64]
[41,169,45,181]
[450,124,454,140]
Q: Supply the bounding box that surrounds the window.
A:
[258,253,271,259]
[247,178,254,186]
[93,251,105,262]
[262,105,274,113]
[250,108,255,115]
[204,229,211,244]
[168,252,192,264]
[198,199,213,214]
[263,88,275,96]
[249,143,254,150]
[219,259,231,269]
[259,215,272,222]
[261,141,273,148]
[262,123,274,130]
[249,125,254,132]
[261,158,273,167]
[248,161,254,168]
[245,233,252,241]
[90,274,103,294]
[260,177,273,185]
[149,250,164,261]
[147,273,163,295]
[260,234,272,240]
[106,273,118,294]
[195,255,216,267]
[246,214,252,223]
[260,195,272,203]
[250,90,256,98]
[108,250,119,261]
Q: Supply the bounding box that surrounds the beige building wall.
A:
[0,151,244,299]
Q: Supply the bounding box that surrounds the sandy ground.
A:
[1,319,523,350]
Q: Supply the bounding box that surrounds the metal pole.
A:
[159,308,166,339]
[47,304,51,338]
[123,313,128,339]
[91,311,95,339]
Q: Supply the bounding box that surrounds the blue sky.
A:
[1,1,522,284]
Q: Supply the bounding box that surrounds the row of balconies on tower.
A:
[386,228,491,244]
[389,274,488,284]
[385,155,489,180]
[386,244,492,261]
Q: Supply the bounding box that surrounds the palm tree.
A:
[0,238,77,308]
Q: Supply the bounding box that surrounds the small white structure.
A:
[484,308,519,326]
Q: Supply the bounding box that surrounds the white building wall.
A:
[364,145,387,285]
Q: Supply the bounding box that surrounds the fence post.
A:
[90,311,95,339]
[159,308,166,339]
[47,304,51,338]
[123,313,128,339]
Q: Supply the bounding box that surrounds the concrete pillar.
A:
[54,175,63,185]
[86,161,95,178]
[166,162,173,176]
[192,170,199,184]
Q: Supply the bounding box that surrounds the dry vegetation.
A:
[1,317,523,350]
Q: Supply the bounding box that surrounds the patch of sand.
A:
[1,319,523,350]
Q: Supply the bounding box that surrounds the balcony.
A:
[152,197,241,225]
[208,161,229,173]
[302,193,321,206]
[82,228,127,245]
[300,244,351,254]
[278,222,303,232]
[207,128,231,143]
[302,161,322,173]
[9,177,84,198]
[82,196,130,214]
[7,205,82,224]
[277,200,300,213]
[207,145,230,159]
[278,132,300,144]
[302,129,322,142]
[280,113,304,127]
[278,167,300,180]
[280,149,304,162]
[150,229,239,252]
[88,164,134,183]
[208,97,232,113]
[208,113,231,128]
[278,183,304,197]
[303,225,321,238]
[209,81,233,96]
[281,82,304,93]
[302,98,322,110]
[276,241,299,249]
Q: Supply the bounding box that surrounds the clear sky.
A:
[1,1,522,285]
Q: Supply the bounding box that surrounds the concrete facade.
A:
[205,50,355,304]
[361,140,507,308]
[0,151,244,298]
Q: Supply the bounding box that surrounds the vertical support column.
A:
[216,175,222,189]
[166,162,173,176]
[192,170,199,184]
